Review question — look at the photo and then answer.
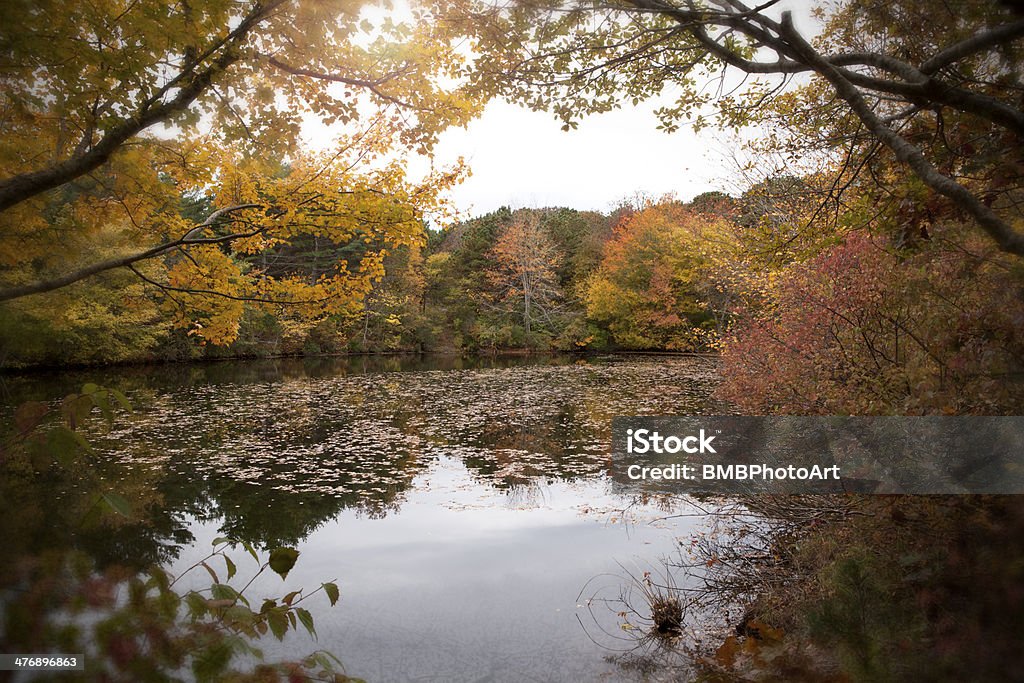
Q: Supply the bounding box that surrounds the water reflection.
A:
[1,354,726,682]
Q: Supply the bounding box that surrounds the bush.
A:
[718,230,1024,415]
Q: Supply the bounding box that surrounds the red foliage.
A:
[718,232,1024,414]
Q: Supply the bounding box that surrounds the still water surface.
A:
[3,354,728,682]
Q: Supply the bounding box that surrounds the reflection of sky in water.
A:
[172,455,707,683]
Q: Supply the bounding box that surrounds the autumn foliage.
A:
[585,201,736,351]
[0,0,477,356]
[718,231,1024,415]
[486,213,564,336]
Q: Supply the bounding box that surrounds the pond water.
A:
[1,354,731,682]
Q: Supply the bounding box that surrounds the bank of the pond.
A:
[0,345,719,375]
[693,495,1024,682]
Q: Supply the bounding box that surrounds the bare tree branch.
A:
[773,11,1024,256]
[557,0,1024,255]
[922,17,1024,74]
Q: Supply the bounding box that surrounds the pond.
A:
[1,354,731,682]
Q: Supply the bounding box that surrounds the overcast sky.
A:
[407,98,739,216]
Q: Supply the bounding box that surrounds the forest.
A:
[2,0,1024,681]
[7,158,1022,418]
[0,187,796,364]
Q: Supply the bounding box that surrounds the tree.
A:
[353,241,429,351]
[584,200,729,349]
[541,207,612,293]
[421,206,513,350]
[688,191,736,219]
[0,0,482,343]
[486,211,564,337]
[448,0,1024,256]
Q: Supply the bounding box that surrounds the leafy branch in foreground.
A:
[1,385,357,682]
[4,540,353,682]
[78,538,351,682]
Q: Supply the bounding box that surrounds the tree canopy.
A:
[0,0,482,342]
[4,0,1024,362]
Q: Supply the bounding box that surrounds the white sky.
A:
[407,98,737,216]
[303,91,745,218]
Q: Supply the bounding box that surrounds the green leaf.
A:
[322,582,340,606]
[223,605,256,630]
[92,392,114,425]
[242,540,259,564]
[157,587,182,619]
[268,547,299,579]
[312,650,342,670]
[71,431,94,454]
[46,425,81,466]
[308,650,344,677]
[109,388,132,412]
[266,609,289,641]
[185,591,209,618]
[211,583,239,602]
[296,607,316,639]
[224,555,237,581]
[148,566,171,592]
[223,634,259,658]
[81,383,99,396]
[101,491,132,517]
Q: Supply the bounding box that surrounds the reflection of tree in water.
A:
[460,404,600,489]
[4,355,725,573]
[0,355,732,683]
[502,479,548,508]
[0,388,357,682]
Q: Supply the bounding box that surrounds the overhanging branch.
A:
[774,11,1024,257]
[0,0,286,215]
[0,204,264,302]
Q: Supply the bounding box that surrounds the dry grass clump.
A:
[649,592,684,637]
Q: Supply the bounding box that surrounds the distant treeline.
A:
[0,186,766,367]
